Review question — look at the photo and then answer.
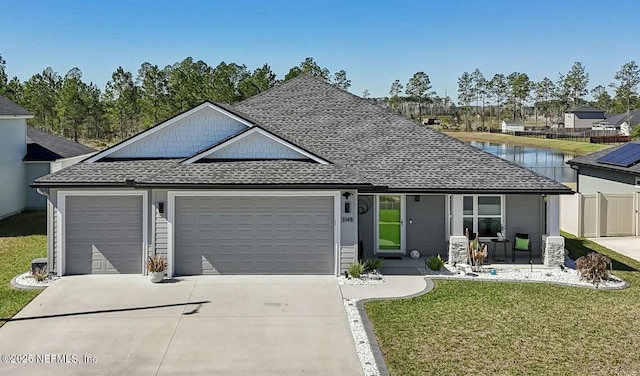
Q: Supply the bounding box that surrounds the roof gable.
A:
[184,127,329,164]
[86,102,253,162]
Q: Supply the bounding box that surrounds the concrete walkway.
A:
[0,275,362,376]
[588,236,640,263]
[340,276,429,299]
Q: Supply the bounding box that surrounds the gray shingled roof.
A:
[34,75,572,193]
[25,126,96,161]
[0,95,32,116]
[34,159,369,187]
[233,75,571,193]
[565,106,605,113]
[567,141,640,174]
[600,109,640,127]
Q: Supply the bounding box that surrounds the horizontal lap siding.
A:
[153,190,168,259]
[340,246,356,273]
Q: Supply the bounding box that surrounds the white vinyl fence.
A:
[560,192,638,237]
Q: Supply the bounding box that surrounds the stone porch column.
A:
[448,195,468,264]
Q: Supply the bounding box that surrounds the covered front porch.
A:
[355,193,565,274]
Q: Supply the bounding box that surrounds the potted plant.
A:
[147,255,167,283]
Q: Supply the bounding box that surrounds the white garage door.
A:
[65,196,143,274]
[174,196,335,275]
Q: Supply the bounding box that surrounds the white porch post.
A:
[544,195,565,267]
[448,195,468,264]
[451,195,464,236]
[547,195,560,236]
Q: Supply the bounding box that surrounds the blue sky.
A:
[2,0,639,99]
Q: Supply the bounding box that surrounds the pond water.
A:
[469,141,576,183]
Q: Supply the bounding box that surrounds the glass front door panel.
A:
[378,195,401,251]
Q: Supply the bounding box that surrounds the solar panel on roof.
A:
[596,143,640,167]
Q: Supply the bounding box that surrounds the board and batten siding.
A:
[109,107,247,158]
[152,190,168,259]
[505,195,544,255]
[406,195,447,256]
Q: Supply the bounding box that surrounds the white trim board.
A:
[182,127,329,164]
[56,190,149,276]
[85,102,254,163]
[166,190,342,277]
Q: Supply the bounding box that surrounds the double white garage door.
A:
[64,195,335,275]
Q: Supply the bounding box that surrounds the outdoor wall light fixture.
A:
[158,202,165,214]
[343,192,352,213]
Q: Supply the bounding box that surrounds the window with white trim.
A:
[462,196,504,237]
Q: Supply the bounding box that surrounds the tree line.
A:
[0,56,350,143]
[387,61,640,130]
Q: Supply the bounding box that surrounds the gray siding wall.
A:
[24,162,51,209]
[152,190,168,259]
[406,195,447,257]
[506,195,543,256]
[579,166,638,194]
[358,195,375,259]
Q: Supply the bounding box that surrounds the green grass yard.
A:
[444,131,612,157]
[0,211,47,327]
[365,234,640,376]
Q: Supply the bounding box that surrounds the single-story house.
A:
[501,121,524,132]
[0,95,95,219]
[564,142,640,237]
[593,109,640,136]
[33,75,572,277]
[568,141,640,194]
[564,106,605,129]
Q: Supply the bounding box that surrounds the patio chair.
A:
[512,233,532,263]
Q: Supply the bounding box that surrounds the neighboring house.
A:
[501,121,524,132]
[563,142,640,237]
[0,96,34,219]
[33,75,572,277]
[0,95,95,219]
[593,109,640,136]
[564,106,605,129]
[24,126,96,209]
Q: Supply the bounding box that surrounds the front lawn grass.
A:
[0,211,47,327]
[365,234,640,376]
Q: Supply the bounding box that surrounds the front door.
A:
[376,195,405,254]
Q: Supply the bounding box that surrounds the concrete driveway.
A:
[0,275,362,376]
[589,236,640,264]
